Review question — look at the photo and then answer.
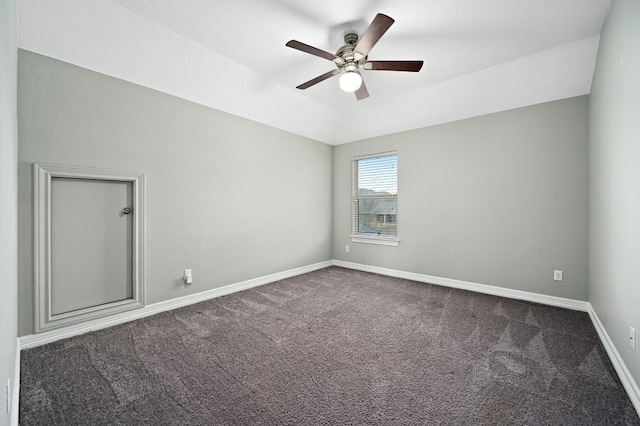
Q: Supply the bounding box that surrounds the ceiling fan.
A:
[286,13,423,100]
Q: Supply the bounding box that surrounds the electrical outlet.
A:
[631,327,636,351]
[345,245,350,253]
[553,270,563,281]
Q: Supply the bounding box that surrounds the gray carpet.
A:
[20,267,640,425]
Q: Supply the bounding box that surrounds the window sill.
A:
[350,234,400,246]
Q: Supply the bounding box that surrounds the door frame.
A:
[33,163,146,333]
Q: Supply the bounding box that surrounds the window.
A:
[351,152,399,246]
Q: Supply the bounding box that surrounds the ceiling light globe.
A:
[339,71,363,92]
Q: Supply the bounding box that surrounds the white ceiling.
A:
[18,0,611,145]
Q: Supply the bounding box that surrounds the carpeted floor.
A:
[20,267,640,425]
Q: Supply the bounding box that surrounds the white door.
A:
[50,178,133,315]
[35,163,145,333]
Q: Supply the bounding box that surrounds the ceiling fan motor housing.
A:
[335,33,366,70]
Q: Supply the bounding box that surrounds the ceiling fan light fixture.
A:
[339,70,362,92]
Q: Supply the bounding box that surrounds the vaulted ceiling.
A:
[18,0,611,145]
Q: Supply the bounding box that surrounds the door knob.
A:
[121,207,132,215]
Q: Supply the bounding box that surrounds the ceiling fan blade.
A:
[296,69,341,90]
[354,13,395,57]
[286,40,339,62]
[364,60,424,72]
[355,78,369,100]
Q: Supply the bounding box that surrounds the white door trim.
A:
[33,163,146,333]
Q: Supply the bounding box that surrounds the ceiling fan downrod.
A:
[344,33,358,45]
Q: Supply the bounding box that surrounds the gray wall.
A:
[0,0,18,424]
[18,50,333,336]
[589,0,640,385]
[334,97,589,300]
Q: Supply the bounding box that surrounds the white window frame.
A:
[350,151,400,246]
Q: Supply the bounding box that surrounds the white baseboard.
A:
[332,260,639,418]
[587,306,640,416]
[10,344,20,426]
[331,260,590,311]
[18,260,332,350]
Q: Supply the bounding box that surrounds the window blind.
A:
[352,152,398,237]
